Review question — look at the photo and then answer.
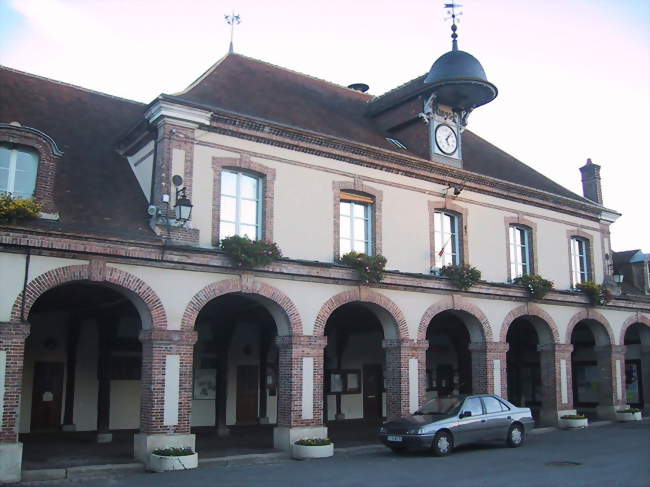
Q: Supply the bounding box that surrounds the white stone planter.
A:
[292,443,334,460]
[560,417,588,429]
[149,452,198,472]
[616,411,642,422]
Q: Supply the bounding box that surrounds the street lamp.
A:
[172,175,193,223]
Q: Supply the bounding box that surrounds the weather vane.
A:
[443,3,463,51]
[224,12,241,53]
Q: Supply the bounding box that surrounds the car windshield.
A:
[414,396,464,415]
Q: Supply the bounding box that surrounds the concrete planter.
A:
[616,411,642,422]
[560,417,588,429]
[292,443,334,459]
[149,452,198,472]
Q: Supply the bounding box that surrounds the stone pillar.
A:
[469,342,509,397]
[594,345,627,419]
[641,346,650,417]
[538,344,574,425]
[134,329,197,467]
[0,322,29,483]
[383,339,428,418]
[273,335,327,451]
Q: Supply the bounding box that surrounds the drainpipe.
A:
[20,247,31,322]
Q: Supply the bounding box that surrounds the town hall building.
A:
[0,21,648,482]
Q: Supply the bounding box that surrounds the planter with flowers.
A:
[576,281,612,306]
[292,438,334,460]
[0,193,40,224]
[514,274,554,299]
[440,264,482,291]
[616,408,642,422]
[559,414,588,429]
[220,235,282,268]
[339,251,387,284]
[149,447,198,472]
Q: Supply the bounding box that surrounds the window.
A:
[340,191,373,255]
[220,170,262,239]
[570,237,591,287]
[463,397,484,416]
[434,210,460,267]
[482,396,505,414]
[0,143,38,199]
[509,225,533,279]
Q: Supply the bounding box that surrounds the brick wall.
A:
[0,322,29,443]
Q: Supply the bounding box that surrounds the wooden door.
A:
[236,365,259,424]
[362,364,383,419]
[31,362,64,432]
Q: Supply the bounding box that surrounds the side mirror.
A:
[459,411,472,419]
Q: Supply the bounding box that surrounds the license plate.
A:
[387,435,402,442]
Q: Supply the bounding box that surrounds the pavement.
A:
[12,419,650,487]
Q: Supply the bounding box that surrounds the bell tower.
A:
[420,4,498,168]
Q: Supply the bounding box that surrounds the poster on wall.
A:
[194,368,217,400]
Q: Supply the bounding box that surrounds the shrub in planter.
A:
[0,193,40,224]
[616,408,642,422]
[440,264,481,291]
[292,438,334,460]
[576,281,612,306]
[220,235,282,268]
[514,274,554,299]
[560,414,588,429]
[150,447,198,472]
[339,251,387,284]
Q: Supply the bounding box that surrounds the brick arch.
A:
[181,276,303,335]
[314,288,408,339]
[565,309,614,345]
[499,304,560,344]
[417,296,493,342]
[620,313,650,346]
[10,262,167,329]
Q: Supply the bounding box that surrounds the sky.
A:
[0,0,648,252]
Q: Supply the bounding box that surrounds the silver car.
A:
[379,394,535,456]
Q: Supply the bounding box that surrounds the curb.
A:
[21,462,144,483]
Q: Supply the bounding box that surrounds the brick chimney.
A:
[579,158,603,204]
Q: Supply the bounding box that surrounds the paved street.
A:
[22,421,650,487]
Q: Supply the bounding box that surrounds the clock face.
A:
[435,124,458,155]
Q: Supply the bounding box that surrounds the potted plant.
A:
[559,414,588,429]
[339,251,387,283]
[616,408,642,422]
[576,281,612,306]
[220,235,282,268]
[0,193,40,224]
[514,274,554,299]
[149,447,198,472]
[292,438,334,460]
[440,264,481,291]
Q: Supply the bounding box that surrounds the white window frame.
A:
[434,210,461,267]
[219,170,263,240]
[0,143,38,199]
[339,199,373,255]
[570,237,591,287]
[509,225,533,280]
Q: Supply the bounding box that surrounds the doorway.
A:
[30,362,64,432]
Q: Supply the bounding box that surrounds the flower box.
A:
[149,452,198,472]
[559,417,588,429]
[292,442,334,459]
[616,411,642,422]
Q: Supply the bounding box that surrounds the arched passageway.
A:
[622,322,650,413]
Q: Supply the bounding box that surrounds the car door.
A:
[480,396,511,440]
[454,397,486,445]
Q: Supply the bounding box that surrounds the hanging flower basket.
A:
[576,281,612,306]
[0,193,40,224]
[514,274,554,299]
[440,264,481,291]
[220,235,282,268]
[339,251,387,284]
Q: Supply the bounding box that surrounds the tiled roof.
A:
[0,66,155,239]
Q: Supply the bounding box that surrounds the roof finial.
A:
[224,12,241,53]
[444,3,463,51]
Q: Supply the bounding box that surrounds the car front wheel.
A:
[432,431,453,456]
[507,423,524,448]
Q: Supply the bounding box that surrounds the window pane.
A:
[353,202,367,219]
[221,171,237,196]
[240,199,258,225]
[220,195,236,222]
[239,225,257,239]
[482,396,503,414]
[239,174,258,199]
[220,222,235,239]
[0,146,10,169]
[0,167,8,193]
[353,218,366,242]
[464,398,483,416]
[16,149,38,173]
[13,169,36,198]
[340,201,350,216]
[340,239,351,254]
[340,215,350,238]
[353,240,366,253]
